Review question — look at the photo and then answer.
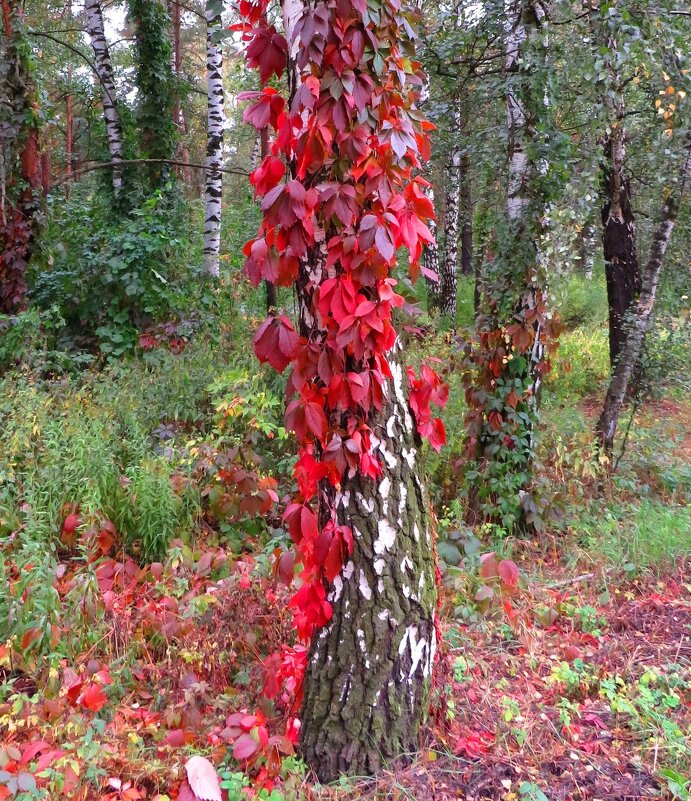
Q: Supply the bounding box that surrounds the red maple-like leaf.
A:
[253,315,298,373]
[239,88,285,131]
[79,682,108,712]
[250,155,285,196]
[245,24,287,85]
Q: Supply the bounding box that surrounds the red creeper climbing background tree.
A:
[0,0,43,314]
[235,0,447,781]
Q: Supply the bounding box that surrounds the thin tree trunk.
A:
[84,0,124,195]
[168,0,191,182]
[64,0,74,195]
[587,6,642,366]
[261,127,277,311]
[65,93,74,188]
[203,1,224,277]
[505,0,546,406]
[424,184,446,314]
[575,218,594,279]
[442,117,461,287]
[601,125,640,366]
[596,136,690,453]
[459,149,473,276]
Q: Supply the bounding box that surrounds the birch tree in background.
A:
[442,103,462,291]
[597,134,690,454]
[203,0,225,278]
[464,0,559,531]
[590,5,641,368]
[84,0,124,195]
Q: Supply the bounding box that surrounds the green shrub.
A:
[30,185,206,355]
[0,370,202,560]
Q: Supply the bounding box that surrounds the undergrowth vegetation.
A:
[1,257,689,801]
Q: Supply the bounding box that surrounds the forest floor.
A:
[1,542,688,801]
[1,316,689,801]
[330,565,690,801]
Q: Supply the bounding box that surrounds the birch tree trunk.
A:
[203,1,225,277]
[294,236,437,775]
[602,125,640,366]
[442,105,462,285]
[84,0,124,195]
[596,136,690,453]
[504,0,547,408]
[464,0,554,529]
[279,0,438,779]
[423,184,445,314]
[459,149,473,276]
[299,349,438,780]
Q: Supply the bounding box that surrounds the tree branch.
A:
[52,158,249,187]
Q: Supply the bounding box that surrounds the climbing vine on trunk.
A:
[235,0,446,780]
[0,0,42,314]
[462,0,560,533]
[128,0,176,189]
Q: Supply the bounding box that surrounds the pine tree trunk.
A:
[601,127,640,367]
[84,0,124,195]
[299,346,437,781]
[203,1,224,278]
[596,137,690,453]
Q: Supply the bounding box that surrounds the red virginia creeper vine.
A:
[234,0,447,742]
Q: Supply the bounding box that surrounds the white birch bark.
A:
[203,1,225,278]
[84,0,124,194]
[505,0,548,407]
[443,108,462,283]
[505,1,529,223]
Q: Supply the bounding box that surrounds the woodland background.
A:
[0,0,689,800]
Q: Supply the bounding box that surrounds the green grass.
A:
[571,499,690,572]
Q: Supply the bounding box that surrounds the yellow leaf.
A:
[427,750,437,762]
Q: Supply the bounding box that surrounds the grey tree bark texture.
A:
[596,135,690,453]
[602,127,640,368]
[298,348,438,782]
[84,0,124,194]
[203,1,225,278]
